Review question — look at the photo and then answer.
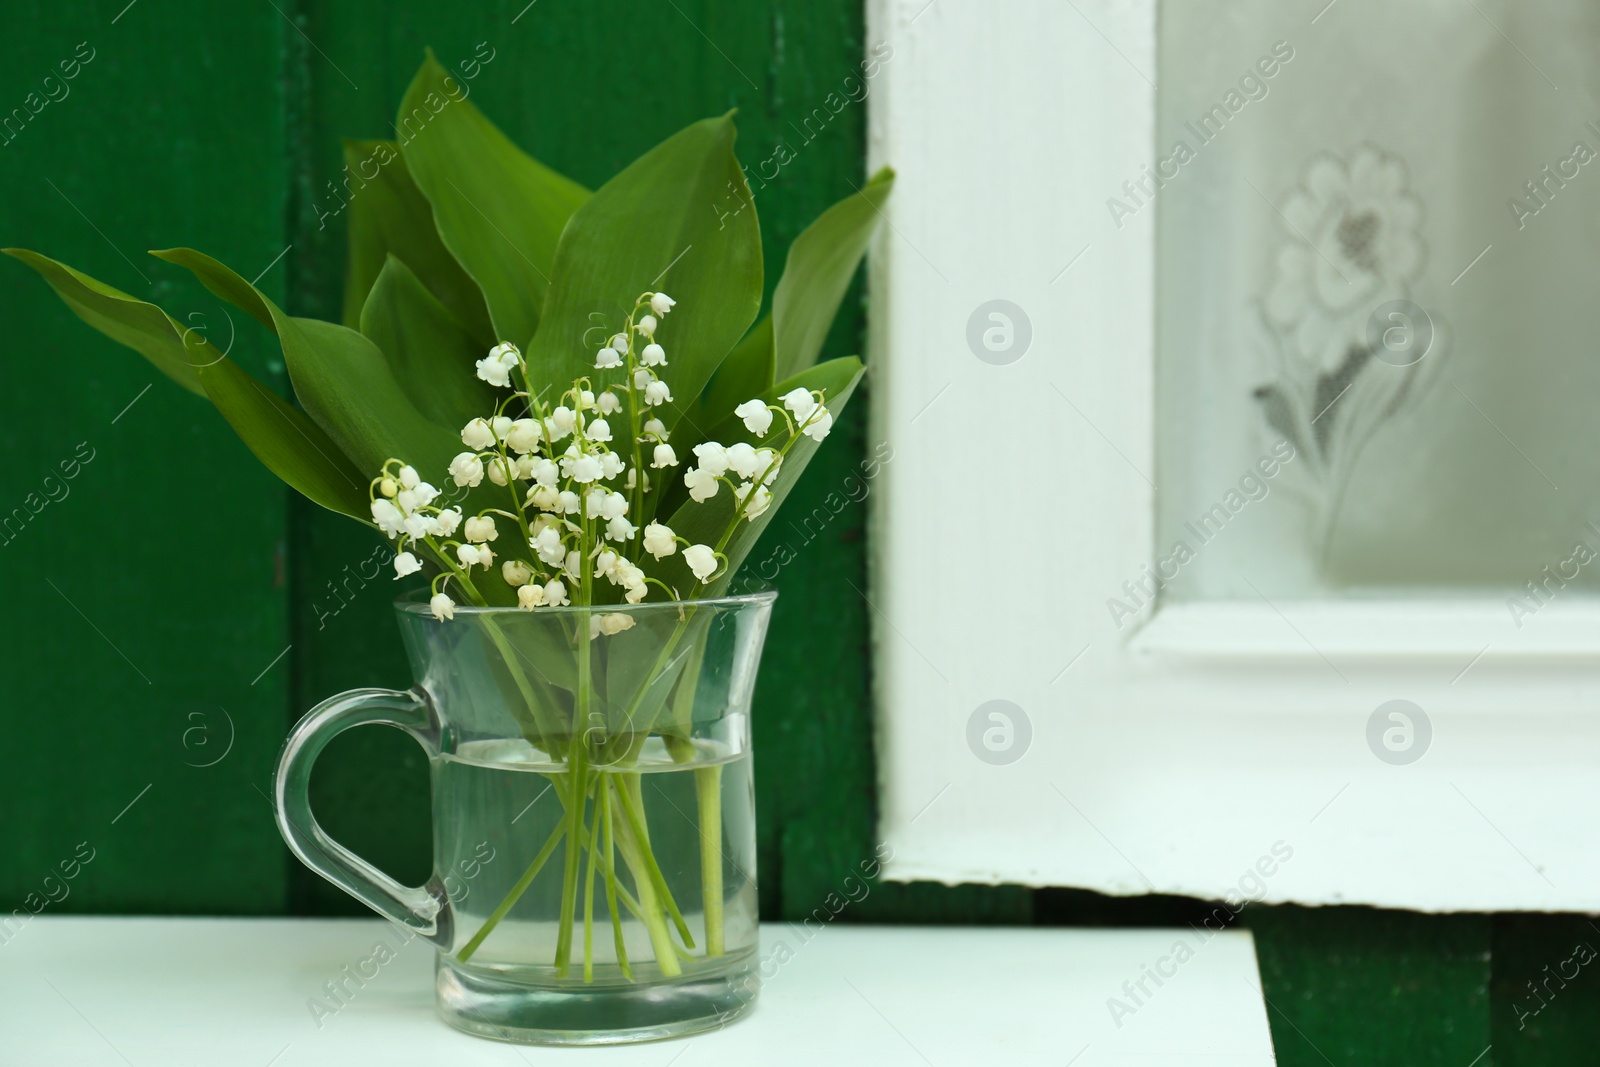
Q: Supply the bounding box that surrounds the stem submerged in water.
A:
[694,764,725,957]
[456,815,566,963]
[453,608,727,981]
[611,775,683,977]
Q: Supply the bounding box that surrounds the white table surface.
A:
[0,917,1277,1066]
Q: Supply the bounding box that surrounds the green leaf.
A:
[193,357,372,520]
[2,248,369,518]
[654,357,865,595]
[359,254,497,429]
[2,248,205,395]
[341,139,496,349]
[151,247,460,478]
[668,316,772,498]
[673,168,892,461]
[695,315,773,432]
[396,51,589,348]
[770,166,894,381]
[527,113,763,443]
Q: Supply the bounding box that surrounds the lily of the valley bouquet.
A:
[7,53,892,1043]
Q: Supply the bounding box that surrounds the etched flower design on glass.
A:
[1251,145,1446,563]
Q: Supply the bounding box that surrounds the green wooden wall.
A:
[0,2,1595,1064]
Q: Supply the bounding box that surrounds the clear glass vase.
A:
[273,590,775,1045]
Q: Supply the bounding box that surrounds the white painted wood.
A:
[1132,600,1600,659]
[0,917,1277,1065]
[865,0,1600,912]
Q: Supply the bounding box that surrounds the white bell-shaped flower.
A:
[429,593,456,621]
[650,292,676,316]
[476,350,516,388]
[531,525,566,565]
[548,406,577,439]
[501,559,533,587]
[485,457,514,487]
[392,551,422,579]
[724,442,759,480]
[598,612,637,635]
[563,452,603,483]
[735,481,773,520]
[735,399,773,436]
[781,387,817,424]
[693,442,729,476]
[643,522,677,559]
[517,583,545,609]
[371,498,405,536]
[651,443,678,469]
[753,448,781,484]
[802,407,833,441]
[641,343,667,367]
[506,420,542,454]
[527,458,557,487]
[644,380,672,407]
[449,452,485,488]
[684,543,719,581]
[595,347,623,370]
[464,516,498,543]
[684,467,719,502]
[461,418,495,450]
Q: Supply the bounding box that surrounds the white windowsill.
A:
[1,916,1276,1065]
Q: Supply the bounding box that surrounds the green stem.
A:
[456,816,565,963]
[694,764,725,956]
[600,775,631,980]
[556,710,595,979]
[583,777,599,983]
[551,499,600,978]
[615,771,695,949]
[611,777,682,977]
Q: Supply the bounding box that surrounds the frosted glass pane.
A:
[1154,0,1600,602]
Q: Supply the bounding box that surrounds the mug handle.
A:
[273,687,452,949]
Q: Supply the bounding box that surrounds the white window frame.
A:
[866,0,1600,911]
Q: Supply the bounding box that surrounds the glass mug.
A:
[273,591,775,1045]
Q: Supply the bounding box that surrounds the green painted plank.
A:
[0,0,289,916]
[1247,905,1493,1066]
